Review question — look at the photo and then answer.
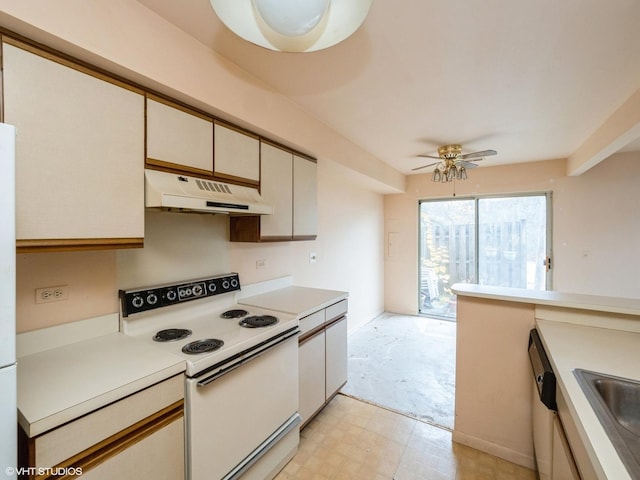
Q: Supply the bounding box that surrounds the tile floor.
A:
[275,394,536,480]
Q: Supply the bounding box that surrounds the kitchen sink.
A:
[573,369,640,478]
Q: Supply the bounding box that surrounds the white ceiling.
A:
[136,0,640,175]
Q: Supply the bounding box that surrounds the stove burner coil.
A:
[220,309,249,319]
[153,328,192,342]
[181,339,224,355]
[239,315,279,328]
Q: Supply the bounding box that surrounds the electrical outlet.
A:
[256,259,266,269]
[35,285,69,304]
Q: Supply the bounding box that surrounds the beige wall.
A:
[384,153,640,314]
[17,161,384,333]
[4,1,386,333]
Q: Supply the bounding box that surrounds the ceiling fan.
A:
[412,144,497,182]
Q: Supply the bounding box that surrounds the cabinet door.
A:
[80,416,184,480]
[298,332,326,426]
[325,316,348,399]
[3,39,144,250]
[293,155,318,239]
[551,416,580,480]
[260,142,293,239]
[214,121,260,185]
[146,95,213,175]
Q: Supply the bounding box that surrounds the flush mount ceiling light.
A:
[209,0,373,52]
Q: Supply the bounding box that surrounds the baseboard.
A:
[452,430,536,470]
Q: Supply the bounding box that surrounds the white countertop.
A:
[18,332,185,437]
[239,286,348,318]
[536,319,640,480]
[452,283,640,316]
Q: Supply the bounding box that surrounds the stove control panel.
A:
[119,273,241,316]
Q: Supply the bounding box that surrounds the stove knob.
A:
[182,287,192,298]
[208,282,217,293]
[147,293,158,305]
[166,290,177,301]
[132,295,144,308]
[193,284,203,296]
[222,279,230,290]
[230,277,239,288]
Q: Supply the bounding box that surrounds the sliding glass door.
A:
[419,193,551,319]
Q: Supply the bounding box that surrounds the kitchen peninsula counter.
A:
[451,283,640,316]
[451,283,640,479]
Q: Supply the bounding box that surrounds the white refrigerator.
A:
[0,123,17,479]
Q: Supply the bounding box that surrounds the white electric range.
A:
[120,273,300,480]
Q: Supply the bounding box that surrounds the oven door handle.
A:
[197,329,300,387]
[222,413,301,480]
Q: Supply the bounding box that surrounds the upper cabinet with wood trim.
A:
[214,121,260,186]
[2,38,145,253]
[293,154,318,239]
[260,142,293,239]
[146,95,214,176]
[230,141,317,242]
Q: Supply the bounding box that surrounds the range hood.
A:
[145,169,273,215]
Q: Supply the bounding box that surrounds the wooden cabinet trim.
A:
[35,400,184,480]
[2,36,144,96]
[213,170,260,187]
[147,93,213,122]
[214,119,260,140]
[17,238,143,254]
[325,314,346,329]
[299,324,326,345]
[260,138,316,163]
[145,158,213,178]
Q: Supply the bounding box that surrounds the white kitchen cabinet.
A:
[297,300,348,427]
[551,416,580,480]
[325,316,348,398]
[230,141,317,242]
[146,94,214,176]
[19,375,184,480]
[293,154,318,238]
[260,142,293,238]
[214,121,260,185]
[298,331,326,425]
[2,37,145,253]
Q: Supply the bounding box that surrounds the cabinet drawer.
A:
[299,310,325,337]
[326,300,348,323]
[33,375,183,469]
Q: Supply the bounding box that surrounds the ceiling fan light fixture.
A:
[209,0,373,52]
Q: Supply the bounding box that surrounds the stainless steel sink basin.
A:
[574,369,640,478]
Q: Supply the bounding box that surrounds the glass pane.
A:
[477,196,547,290]
[419,199,476,319]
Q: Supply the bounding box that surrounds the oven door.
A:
[185,330,299,480]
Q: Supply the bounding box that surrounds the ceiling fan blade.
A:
[458,149,497,159]
[458,160,480,169]
[412,162,439,171]
[417,154,442,160]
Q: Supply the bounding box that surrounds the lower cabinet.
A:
[298,330,326,425]
[325,317,348,398]
[552,416,580,480]
[19,375,185,480]
[298,300,348,427]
